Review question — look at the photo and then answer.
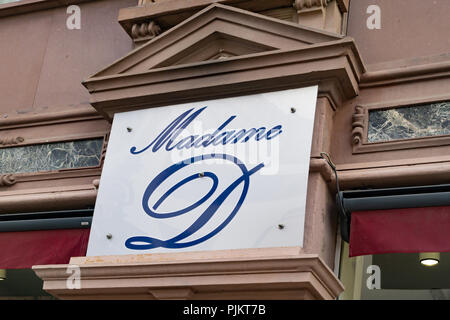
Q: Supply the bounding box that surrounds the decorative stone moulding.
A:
[293,0,348,33]
[99,133,109,167]
[131,20,162,45]
[33,249,344,300]
[92,179,100,189]
[0,185,98,214]
[139,0,167,5]
[351,96,450,154]
[360,58,450,88]
[84,4,365,121]
[119,0,349,42]
[293,0,348,12]
[0,174,16,187]
[293,0,333,12]
[351,105,365,146]
[0,108,101,131]
[0,136,24,146]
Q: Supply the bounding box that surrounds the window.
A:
[352,99,450,153]
[0,0,22,4]
[368,101,450,143]
[339,243,450,300]
[0,138,104,175]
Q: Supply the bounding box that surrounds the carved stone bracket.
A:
[138,0,162,5]
[310,158,334,184]
[0,136,24,146]
[293,0,347,33]
[293,0,332,12]
[131,20,162,45]
[0,174,16,187]
[352,105,365,146]
[92,179,100,189]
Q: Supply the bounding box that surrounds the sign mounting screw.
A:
[199,172,205,177]
[127,127,133,132]
[278,224,285,230]
[291,108,296,113]
[106,233,113,240]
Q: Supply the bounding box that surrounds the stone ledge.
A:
[0,0,96,18]
[0,184,97,213]
[33,248,344,300]
[338,161,450,189]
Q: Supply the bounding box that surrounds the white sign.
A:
[87,86,318,256]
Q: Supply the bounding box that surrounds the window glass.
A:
[0,0,22,4]
[0,139,103,175]
[368,102,450,143]
[339,242,450,300]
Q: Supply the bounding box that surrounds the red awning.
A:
[349,206,450,257]
[0,229,90,269]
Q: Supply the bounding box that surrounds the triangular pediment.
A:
[82,3,365,121]
[154,32,277,68]
[89,3,343,78]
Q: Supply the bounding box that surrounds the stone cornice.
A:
[33,249,344,299]
[360,59,450,88]
[83,38,365,120]
[0,108,101,130]
[94,3,344,76]
[0,184,97,214]
[337,161,450,190]
[82,4,364,120]
[0,0,96,18]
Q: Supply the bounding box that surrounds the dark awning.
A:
[0,209,92,269]
[337,184,450,257]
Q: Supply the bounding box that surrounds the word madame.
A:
[130,106,283,154]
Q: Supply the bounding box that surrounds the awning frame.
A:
[0,209,93,232]
[337,184,450,242]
